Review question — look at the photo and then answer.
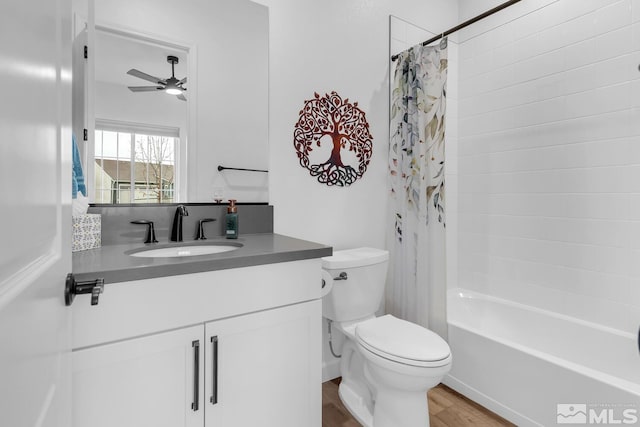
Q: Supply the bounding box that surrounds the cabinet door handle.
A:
[210,335,218,405]
[192,340,200,411]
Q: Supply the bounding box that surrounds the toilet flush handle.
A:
[321,272,347,289]
[320,271,348,297]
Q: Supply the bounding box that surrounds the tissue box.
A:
[72,214,101,252]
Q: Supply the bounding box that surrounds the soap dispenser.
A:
[225,199,239,239]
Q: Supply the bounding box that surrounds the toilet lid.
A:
[355,315,450,366]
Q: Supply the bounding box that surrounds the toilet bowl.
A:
[322,248,451,427]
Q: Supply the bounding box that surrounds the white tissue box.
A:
[72,214,101,252]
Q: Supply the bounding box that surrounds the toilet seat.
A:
[355,315,451,368]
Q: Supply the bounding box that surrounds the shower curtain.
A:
[387,38,448,339]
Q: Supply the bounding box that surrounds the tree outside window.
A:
[94,126,178,204]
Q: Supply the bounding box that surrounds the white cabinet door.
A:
[205,300,321,427]
[72,325,204,427]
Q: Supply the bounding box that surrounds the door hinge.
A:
[83,128,88,141]
[84,45,88,59]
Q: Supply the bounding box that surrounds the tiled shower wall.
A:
[457,0,640,333]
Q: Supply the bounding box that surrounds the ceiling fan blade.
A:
[127,68,167,85]
[179,77,187,85]
[128,86,163,92]
[177,93,187,101]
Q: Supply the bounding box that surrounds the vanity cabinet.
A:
[71,259,322,427]
[204,302,318,426]
[73,325,204,427]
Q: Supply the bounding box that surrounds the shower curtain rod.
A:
[391,0,521,61]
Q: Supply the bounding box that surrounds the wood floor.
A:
[322,378,515,427]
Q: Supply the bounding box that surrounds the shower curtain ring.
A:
[440,33,447,48]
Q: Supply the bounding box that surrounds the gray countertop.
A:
[73,233,332,284]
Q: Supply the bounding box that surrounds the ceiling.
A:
[94,29,188,87]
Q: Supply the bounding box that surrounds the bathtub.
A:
[445,289,640,426]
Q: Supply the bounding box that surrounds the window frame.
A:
[93,119,181,204]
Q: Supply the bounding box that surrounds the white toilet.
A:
[322,247,451,427]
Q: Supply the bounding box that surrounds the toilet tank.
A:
[322,247,389,322]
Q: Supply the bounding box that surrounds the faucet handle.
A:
[131,220,158,243]
[195,218,216,240]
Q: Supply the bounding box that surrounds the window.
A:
[94,121,179,204]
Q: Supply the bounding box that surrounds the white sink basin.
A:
[129,243,242,258]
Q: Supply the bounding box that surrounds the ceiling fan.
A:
[127,55,187,101]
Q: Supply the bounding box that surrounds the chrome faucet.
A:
[170,205,189,242]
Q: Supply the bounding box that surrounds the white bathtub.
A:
[445,289,640,426]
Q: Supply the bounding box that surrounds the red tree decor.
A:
[294,91,373,186]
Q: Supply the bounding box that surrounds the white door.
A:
[205,300,322,427]
[0,0,73,426]
[72,326,204,427]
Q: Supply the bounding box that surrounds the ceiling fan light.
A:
[165,87,182,95]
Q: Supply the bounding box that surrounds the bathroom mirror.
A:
[85,0,269,203]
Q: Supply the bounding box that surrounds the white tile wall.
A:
[457,0,640,333]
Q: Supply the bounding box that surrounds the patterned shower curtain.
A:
[387,39,448,338]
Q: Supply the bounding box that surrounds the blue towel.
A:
[72,134,86,198]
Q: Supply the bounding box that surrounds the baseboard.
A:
[443,374,541,427]
[322,359,341,382]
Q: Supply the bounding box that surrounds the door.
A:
[0,0,73,426]
[72,326,204,427]
[205,300,322,427]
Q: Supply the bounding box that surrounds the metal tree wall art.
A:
[293,91,373,186]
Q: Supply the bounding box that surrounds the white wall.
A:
[457,0,640,333]
[256,0,458,250]
[95,82,187,135]
[94,0,269,203]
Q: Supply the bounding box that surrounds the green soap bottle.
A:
[225,199,238,239]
